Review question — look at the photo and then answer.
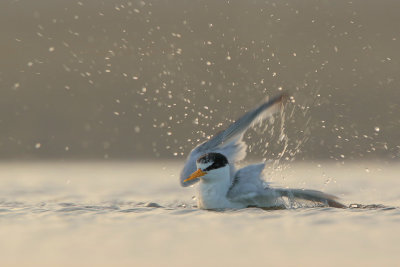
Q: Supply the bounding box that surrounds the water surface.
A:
[1,161,399,266]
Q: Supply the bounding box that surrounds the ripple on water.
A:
[0,200,399,218]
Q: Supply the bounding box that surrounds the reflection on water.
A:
[0,161,400,266]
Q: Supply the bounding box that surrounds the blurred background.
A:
[1,0,399,162]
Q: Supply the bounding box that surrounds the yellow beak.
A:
[183,168,207,183]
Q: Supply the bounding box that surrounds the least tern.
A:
[180,93,345,209]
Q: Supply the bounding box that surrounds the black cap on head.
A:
[197,153,228,171]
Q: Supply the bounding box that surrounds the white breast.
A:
[196,167,245,209]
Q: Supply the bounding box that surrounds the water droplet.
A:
[374,127,380,132]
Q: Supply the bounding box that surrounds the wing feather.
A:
[180,93,287,187]
[227,163,267,201]
[228,165,346,208]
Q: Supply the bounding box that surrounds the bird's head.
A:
[184,152,230,183]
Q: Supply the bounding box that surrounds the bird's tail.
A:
[274,188,346,208]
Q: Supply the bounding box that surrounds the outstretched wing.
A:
[228,164,346,208]
[180,93,287,187]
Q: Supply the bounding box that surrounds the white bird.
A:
[180,93,345,209]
